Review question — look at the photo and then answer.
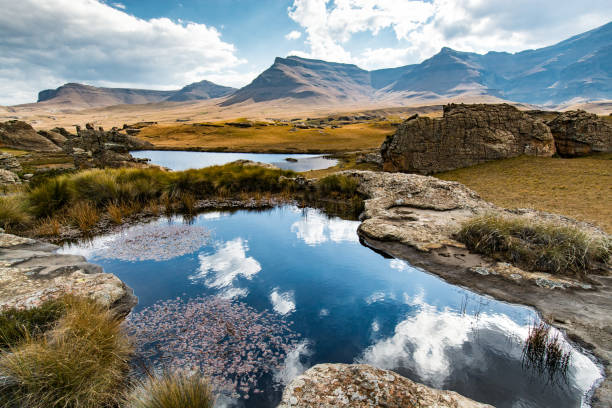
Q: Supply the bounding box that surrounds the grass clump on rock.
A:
[0,300,65,349]
[457,213,611,276]
[125,372,215,408]
[0,296,133,408]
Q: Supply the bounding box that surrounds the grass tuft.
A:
[522,321,571,382]
[457,214,610,276]
[0,296,133,408]
[67,201,100,233]
[28,177,71,218]
[0,300,66,349]
[0,195,32,230]
[33,217,63,237]
[125,371,215,408]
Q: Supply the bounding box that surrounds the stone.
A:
[0,232,136,316]
[277,364,492,408]
[546,110,612,157]
[37,129,67,147]
[0,120,61,152]
[380,103,555,174]
[0,152,22,172]
[0,169,21,185]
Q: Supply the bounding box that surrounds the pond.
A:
[130,150,338,172]
[59,207,602,408]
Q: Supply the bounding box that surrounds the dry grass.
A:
[67,201,100,233]
[125,372,215,408]
[0,194,32,230]
[107,202,124,224]
[437,154,612,232]
[0,296,133,408]
[137,121,395,153]
[33,216,62,237]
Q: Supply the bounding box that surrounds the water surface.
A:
[131,150,337,171]
[60,207,601,407]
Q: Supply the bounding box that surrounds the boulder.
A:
[0,120,61,152]
[0,169,21,185]
[0,152,22,172]
[0,232,136,316]
[278,364,492,408]
[547,110,612,157]
[380,104,555,174]
[37,129,67,147]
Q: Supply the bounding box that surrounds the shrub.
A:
[457,214,611,276]
[28,177,71,218]
[316,174,360,196]
[0,297,133,408]
[125,372,215,408]
[70,170,119,206]
[0,195,32,230]
[67,201,100,233]
[0,300,65,349]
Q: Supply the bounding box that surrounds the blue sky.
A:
[1,0,612,105]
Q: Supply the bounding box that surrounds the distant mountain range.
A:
[28,21,612,109]
[36,80,236,108]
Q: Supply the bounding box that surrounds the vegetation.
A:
[0,194,32,230]
[457,214,611,276]
[0,300,65,349]
[0,296,132,408]
[125,372,215,408]
[522,321,571,382]
[437,154,612,232]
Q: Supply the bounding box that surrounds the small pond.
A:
[60,207,602,408]
[130,150,338,172]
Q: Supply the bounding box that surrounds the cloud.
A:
[111,2,125,9]
[0,0,245,105]
[192,238,261,292]
[274,341,312,385]
[287,0,612,69]
[270,288,296,315]
[290,209,359,246]
[285,30,303,40]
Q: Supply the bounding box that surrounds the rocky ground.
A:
[345,169,611,407]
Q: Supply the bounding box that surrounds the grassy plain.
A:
[437,154,612,232]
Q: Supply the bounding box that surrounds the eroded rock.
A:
[0,120,61,152]
[547,110,612,157]
[278,364,492,408]
[0,232,136,316]
[380,104,555,174]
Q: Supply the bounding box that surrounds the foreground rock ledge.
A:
[278,364,492,408]
[0,232,136,316]
[343,170,611,407]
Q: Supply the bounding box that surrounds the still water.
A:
[130,150,338,171]
[60,207,601,407]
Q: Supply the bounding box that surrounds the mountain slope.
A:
[36,80,236,108]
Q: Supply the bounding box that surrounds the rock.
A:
[380,104,555,174]
[0,120,62,152]
[278,364,492,408]
[356,151,383,167]
[50,127,77,139]
[547,110,612,157]
[22,173,33,180]
[0,152,22,172]
[37,129,67,147]
[0,232,136,316]
[0,169,21,185]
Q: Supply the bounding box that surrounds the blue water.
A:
[130,150,338,171]
[60,207,601,408]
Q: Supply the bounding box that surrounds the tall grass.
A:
[0,195,32,230]
[0,296,133,408]
[522,321,571,382]
[0,300,65,349]
[67,201,100,233]
[457,214,611,276]
[125,372,215,408]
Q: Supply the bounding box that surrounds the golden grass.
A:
[137,121,395,153]
[0,147,29,156]
[125,372,214,408]
[437,154,612,232]
[67,201,100,233]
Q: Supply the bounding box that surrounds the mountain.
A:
[223,21,612,107]
[36,81,236,108]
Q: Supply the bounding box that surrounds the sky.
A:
[1,0,612,105]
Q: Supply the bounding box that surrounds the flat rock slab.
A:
[0,232,136,315]
[278,363,492,408]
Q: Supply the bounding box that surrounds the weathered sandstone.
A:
[0,120,61,152]
[0,232,136,316]
[278,364,492,408]
[380,104,556,174]
[547,110,612,157]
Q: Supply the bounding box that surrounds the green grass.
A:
[125,372,215,408]
[0,194,32,230]
[457,214,611,277]
[0,296,133,408]
[0,300,66,349]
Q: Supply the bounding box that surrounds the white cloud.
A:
[285,30,303,40]
[192,238,261,290]
[270,288,296,315]
[288,0,612,69]
[274,341,312,385]
[0,0,245,105]
[111,2,125,9]
[290,209,359,246]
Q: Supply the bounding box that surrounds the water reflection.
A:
[290,209,358,246]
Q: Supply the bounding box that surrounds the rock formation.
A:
[0,232,136,316]
[380,104,556,174]
[278,364,492,408]
[547,110,612,157]
[0,120,62,152]
[0,152,22,173]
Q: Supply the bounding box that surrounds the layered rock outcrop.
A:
[0,120,61,152]
[381,104,556,174]
[547,110,612,157]
[0,232,136,316]
[278,364,492,408]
